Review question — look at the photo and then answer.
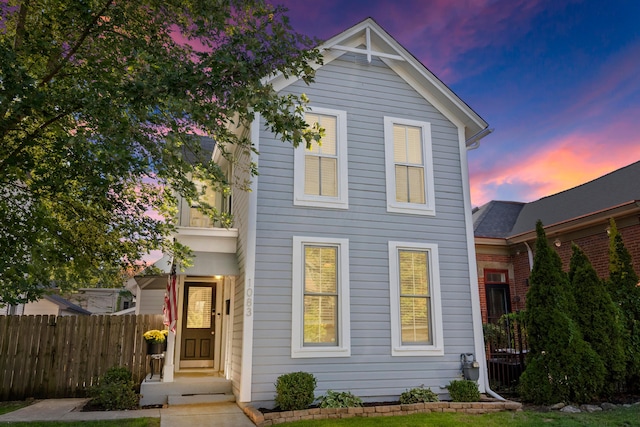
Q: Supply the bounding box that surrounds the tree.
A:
[606,218,640,390]
[567,243,625,396]
[0,0,323,304]
[519,221,604,404]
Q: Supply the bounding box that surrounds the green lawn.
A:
[283,404,640,427]
[0,402,31,417]
[0,419,159,427]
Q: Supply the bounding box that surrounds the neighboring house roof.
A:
[474,160,640,239]
[473,201,525,238]
[182,136,216,164]
[269,18,489,141]
[44,294,92,315]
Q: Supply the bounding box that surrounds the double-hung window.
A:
[384,117,435,215]
[294,107,348,209]
[388,241,443,356]
[292,236,350,358]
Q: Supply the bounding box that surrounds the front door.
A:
[181,282,216,368]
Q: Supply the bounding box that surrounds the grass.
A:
[283,404,640,426]
[0,419,159,427]
[0,402,31,416]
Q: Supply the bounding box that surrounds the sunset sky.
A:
[274,0,640,207]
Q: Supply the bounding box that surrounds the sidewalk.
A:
[0,399,255,426]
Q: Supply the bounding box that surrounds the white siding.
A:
[136,289,164,315]
[250,54,476,405]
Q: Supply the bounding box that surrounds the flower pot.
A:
[146,341,167,355]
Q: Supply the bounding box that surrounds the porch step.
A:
[140,375,233,407]
[168,393,235,406]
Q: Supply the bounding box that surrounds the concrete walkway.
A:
[0,399,255,426]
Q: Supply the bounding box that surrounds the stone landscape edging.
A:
[242,400,522,426]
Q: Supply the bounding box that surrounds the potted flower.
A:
[143,329,168,355]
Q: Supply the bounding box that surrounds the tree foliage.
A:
[0,0,323,304]
[606,218,640,390]
[567,243,625,396]
[519,221,604,404]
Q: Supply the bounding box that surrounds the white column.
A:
[163,330,175,382]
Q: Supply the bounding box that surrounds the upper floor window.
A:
[389,241,443,356]
[292,236,351,358]
[294,107,348,209]
[384,117,435,216]
[180,178,231,228]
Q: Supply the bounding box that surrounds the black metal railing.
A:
[483,313,528,396]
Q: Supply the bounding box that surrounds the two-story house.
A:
[136,18,492,408]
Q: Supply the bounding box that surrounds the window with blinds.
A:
[389,241,443,356]
[393,124,425,204]
[294,107,348,209]
[292,236,351,358]
[384,117,435,216]
[304,113,338,197]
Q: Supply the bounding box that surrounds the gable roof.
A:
[474,160,640,239]
[270,18,489,141]
[44,294,92,315]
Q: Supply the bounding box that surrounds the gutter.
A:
[507,200,640,244]
[465,127,493,150]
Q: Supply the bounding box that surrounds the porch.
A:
[140,370,234,407]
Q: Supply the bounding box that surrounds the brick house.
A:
[473,160,640,323]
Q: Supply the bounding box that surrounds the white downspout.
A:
[524,241,534,271]
[460,126,505,401]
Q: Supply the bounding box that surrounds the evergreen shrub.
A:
[447,380,480,402]
[274,371,317,411]
[519,221,605,404]
[89,366,138,410]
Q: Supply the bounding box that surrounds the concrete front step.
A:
[140,375,233,407]
[168,393,235,406]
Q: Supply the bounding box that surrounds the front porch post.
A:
[163,331,176,382]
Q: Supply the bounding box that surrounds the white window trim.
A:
[384,116,436,216]
[292,236,351,358]
[388,241,444,356]
[294,107,349,209]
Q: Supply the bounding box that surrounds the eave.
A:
[506,200,640,245]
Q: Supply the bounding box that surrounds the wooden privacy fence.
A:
[0,314,164,401]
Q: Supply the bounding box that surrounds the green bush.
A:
[447,380,480,402]
[274,372,317,411]
[317,390,363,408]
[399,386,439,404]
[90,366,138,410]
[519,221,605,404]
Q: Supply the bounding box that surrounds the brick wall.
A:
[476,221,640,316]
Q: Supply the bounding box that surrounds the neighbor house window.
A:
[294,107,348,209]
[384,117,435,215]
[292,236,350,358]
[389,241,443,356]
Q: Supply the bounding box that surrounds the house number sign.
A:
[246,284,253,317]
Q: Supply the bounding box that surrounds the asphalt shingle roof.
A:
[474,160,640,238]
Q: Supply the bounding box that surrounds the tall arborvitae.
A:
[568,243,625,396]
[606,218,640,391]
[519,221,605,404]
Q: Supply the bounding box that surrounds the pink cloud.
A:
[470,111,640,206]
